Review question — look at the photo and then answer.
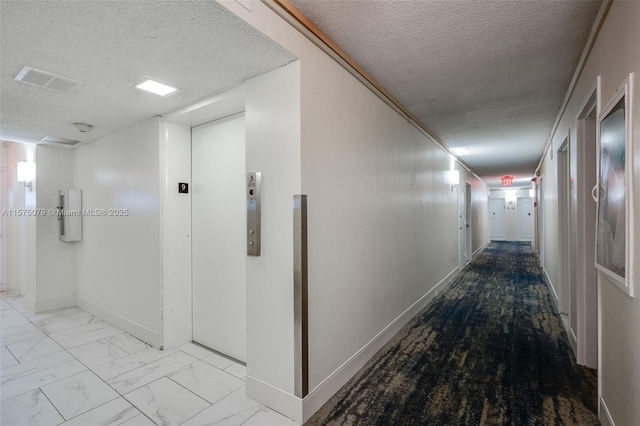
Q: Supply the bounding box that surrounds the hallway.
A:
[1,1,638,423]
[0,293,296,426]
[308,242,598,425]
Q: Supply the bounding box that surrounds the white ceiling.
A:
[0,1,296,147]
[1,1,603,188]
[291,0,602,187]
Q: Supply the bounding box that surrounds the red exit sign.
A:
[501,176,513,186]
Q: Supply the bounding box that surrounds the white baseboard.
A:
[543,268,559,310]
[472,241,489,260]
[301,267,459,423]
[560,314,578,357]
[75,296,161,348]
[568,326,577,356]
[246,376,302,424]
[24,295,36,312]
[1,286,21,297]
[599,397,615,426]
[32,295,75,314]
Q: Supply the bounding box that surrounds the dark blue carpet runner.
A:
[307,242,598,426]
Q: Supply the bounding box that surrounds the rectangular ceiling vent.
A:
[14,66,83,93]
[40,136,81,145]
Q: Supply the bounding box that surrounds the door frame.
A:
[575,81,599,368]
[0,166,5,290]
[458,180,472,270]
[558,137,570,315]
[537,177,544,268]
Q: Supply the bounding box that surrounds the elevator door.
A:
[191,113,246,362]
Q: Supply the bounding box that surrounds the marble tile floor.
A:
[0,292,298,426]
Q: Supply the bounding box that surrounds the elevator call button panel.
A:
[247,171,262,256]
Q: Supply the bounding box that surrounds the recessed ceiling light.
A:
[135,78,179,97]
[40,136,81,145]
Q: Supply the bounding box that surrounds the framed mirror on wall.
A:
[594,73,634,297]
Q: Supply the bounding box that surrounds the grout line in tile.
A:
[4,345,19,365]
[239,411,257,426]
[171,390,215,426]
[0,299,268,426]
[117,376,174,425]
[165,374,217,407]
[39,386,67,423]
[166,375,214,424]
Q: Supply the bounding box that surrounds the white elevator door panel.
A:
[192,114,246,362]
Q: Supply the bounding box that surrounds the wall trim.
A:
[3,286,21,297]
[246,376,302,424]
[32,295,75,314]
[24,295,35,312]
[560,313,578,356]
[75,296,161,348]
[472,241,489,260]
[300,267,459,423]
[599,397,615,426]
[543,268,559,310]
[568,324,578,356]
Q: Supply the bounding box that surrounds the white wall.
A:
[245,61,301,407]
[301,54,460,390]
[219,2,490,422]
[74,117,162,346]
[470,178,490,254]
[160,121,192,349]
[537,2,640,424]
[33,145,75,312]
[2,143,75,312]
[2,142,35,297]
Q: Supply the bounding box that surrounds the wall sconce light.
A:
[447,169,460,192]
[17,161,35,191]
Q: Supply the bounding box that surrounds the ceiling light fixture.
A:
[41,136,81,145]
[17,161,35,191]
[134,77,179,97]
[447,169,460,192]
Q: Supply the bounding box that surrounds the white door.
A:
[517,197,533,241]
[192,114,247,362]
[489,198,505,240]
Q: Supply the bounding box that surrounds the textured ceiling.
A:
[291,0,602,186]
[0,1,296,146]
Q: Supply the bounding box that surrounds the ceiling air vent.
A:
[40,136,81,146]
[14,66,83,93]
